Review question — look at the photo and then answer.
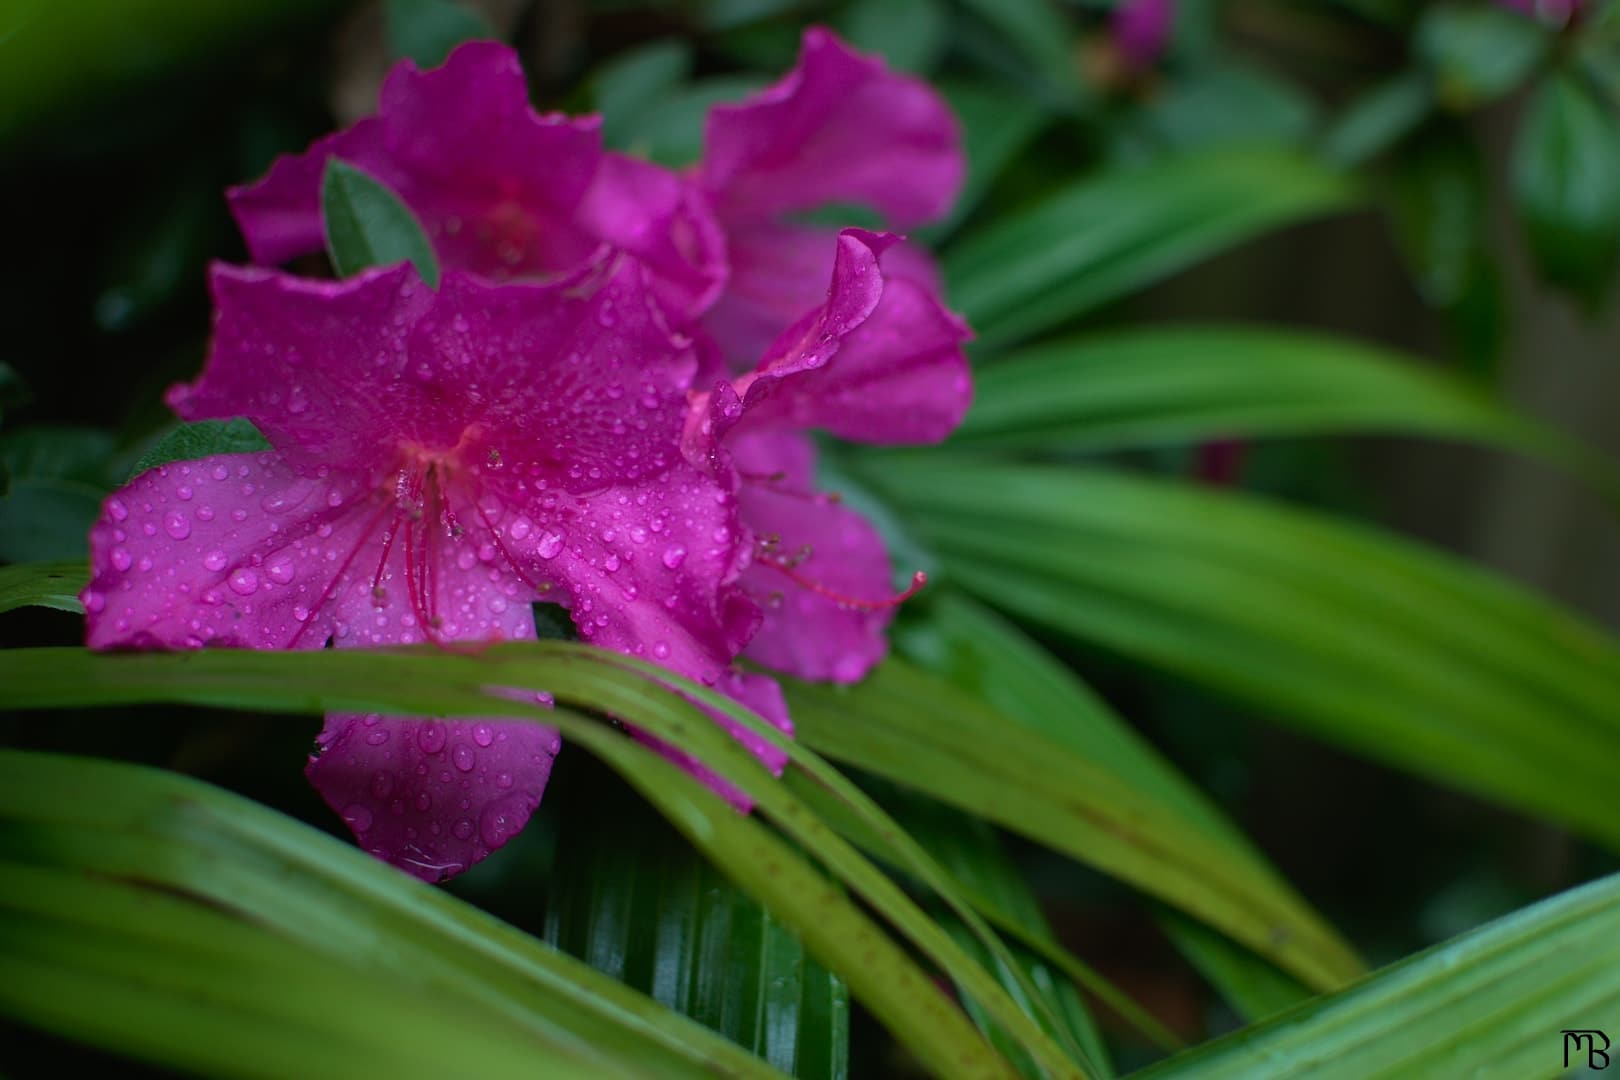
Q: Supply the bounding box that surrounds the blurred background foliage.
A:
[5,0,1620,1076]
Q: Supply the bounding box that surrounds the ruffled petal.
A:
[181,259,697,487]
[730,430,896,682]
[701,27,963,229]
[306,713,560,882]
[228,42,724,320]
[708,229,971,447]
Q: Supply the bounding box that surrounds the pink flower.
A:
[696,27,965,370]
[675,32,972,683]
[688,229,972,682]
[1113,0,1175,70]
[82,258,779,880]
[229,42,727,323]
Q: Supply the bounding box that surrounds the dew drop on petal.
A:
[163,510,192,540]
[227,568,260,595]
[417,722,446,754]
[343,804,374,833]
[536,530,564,559]
[661,544,687,570]
[451,744,475,772]
[265,554,296,585]
[472,723,494,748]
[204,550,229,572]
[110,548,132,571]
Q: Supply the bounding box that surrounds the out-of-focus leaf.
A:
[918,80,1047,243]
[944,149,1359,351]
[385,0,493,67]
[783,658,1364,992]
[1512,68,1620,309]
[0,363,29,427]
[1114,64,1319,161]
[545,765,848,1079]
[127,418,271,480]
[0,444,107,564]
[955,0,1084,109]
[1385,120,1487,308]
[618,77,767,167]
[93,175,215,333]
[1416,2,1548,109]
[0,560,84,614]
[950,326,1618,499]
[592,40,693,149]
[840,0,948,73]
[1319,69,1433,167]
[1139,872,1620,1079]
[0,643,1077,1079]
[321,158,441,287]
[1157,910,1312,1024]
[0,751,784,1080]
[694,0,802,32]
[854,457,1620,852]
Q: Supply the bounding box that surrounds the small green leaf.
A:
[384,0,493,68]
[1512,68,1620,309]
[321,158,441,286]
[591,40,693,149]
[1319,69,1433,167]
[1386,120,1488,308]
[127,418,270,480]
[1157,910,1312,1024]
[1416,2,1548,109]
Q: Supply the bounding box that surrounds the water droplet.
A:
[415,791,432,812]
[195,505,215,522]
[472,723,494,747]
[265,555,296,585]
[416,722,446,754]
[204,550,229,572]
[508,516,532,541]
[661,544,687,570]
[227,568,260,596]
[452,818,475,840]
[536,530,564,559]
[451,744,475,772]
[83,590,106,613]
[479,799,522,848]
[163,510,192,540]
[652,641,671,659]
[343,804,374,833]
[370,772,395,799]
[110,548,132,571]
[176,485,194,501]
[107,498,129,522]
[366,727,389,746]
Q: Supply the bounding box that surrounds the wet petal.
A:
[730,430,896,682]
[306,713,560,882]
[701,27,963,229]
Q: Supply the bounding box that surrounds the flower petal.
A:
[84,452,385,651]
[229,42,724,318]
[731,430,896,682]
[701,26,963,228]
[306,713,560,882]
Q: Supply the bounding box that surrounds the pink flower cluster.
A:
[81,29,971,881]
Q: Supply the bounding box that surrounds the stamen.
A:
[759,558,927,611]
[285,497,396,649]
[739,471,842,504]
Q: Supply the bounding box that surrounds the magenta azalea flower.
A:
[688,229,971,682]
[82,258,778,880]
[229,41,726,323]
[696,27,964,370]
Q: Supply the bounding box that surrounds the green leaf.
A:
[385,0,493,68]
[950,326,1619,499]
[1385,119,1488,308]
[840,0,948,73]
[918,79,1048,244]
[1512,68,1620,309]
[954,0,1084,109]
[127,418,271,479]
[1318,70,1433,167]
[943,150,1359,352]
[0,644,1078,1079]
[1114,64,1319,160]
[0,479,103,562]
[0,560,84,614]
[592,40,693,149]
[1156,910,1312,1024]
[616,76,767,167]
[545,764,848,1078]
[1416,2,1548,109]
[783,657,1361,993]
[1138,872,1620,1079]
[0,751,786,1080]
[321,158,441,286]
[852,457,1620,852]
[0,424,116,486]
[0,361,31,426]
